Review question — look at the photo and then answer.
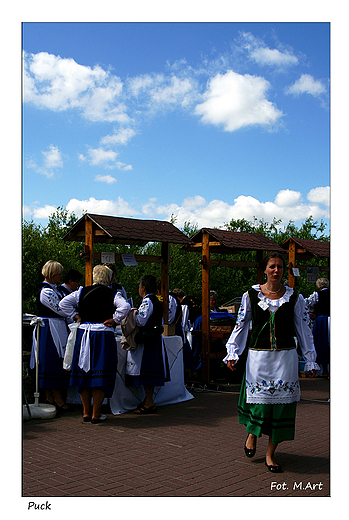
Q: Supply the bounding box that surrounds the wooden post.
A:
[85,216,94,287]
[161,242,169,326]
[288,240,296,288]
[201,230,210,382]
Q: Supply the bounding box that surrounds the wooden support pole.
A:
[288,240,296,288]
[84,216,94,287]
[161,242,169,325]
[201,230,210,382]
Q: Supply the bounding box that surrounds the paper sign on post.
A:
[306,267,319,282]
[292,268,300,277]
[101,252,115,263]
[121,254,138,266]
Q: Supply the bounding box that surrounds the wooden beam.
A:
[201,230,210,382]
[189,241,222,248]
[209,259,259,268]
[94,252,163,264]
[84,217,93,286]
[288,240,296,288]
[161,242,170,325]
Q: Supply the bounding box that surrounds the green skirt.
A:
[238,372,297,445]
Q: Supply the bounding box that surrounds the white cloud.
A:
[144,188,329,228]
[149,76,197,108]
[127,73,164,97]
[195,70,283,131]
[100,128,136,147]
[79,147,132,170]
[27,187,330,231]
[42,144,63,169]
[87,148,119,166]
[250,47,298,67]
[238,32,298,69]
[33,204,58,219]
[307,186,330,206]
[26,144,63,178]
[274,189,302,207]
[65,197,138,217]
[23,51,127,122]
[94,174,117,184]
[285,74,327,97]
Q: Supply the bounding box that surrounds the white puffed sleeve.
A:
[112,294,131,324]
[59,287,82,318]
[294,294,320,372]
[135,295,154,327]
[223,292,251,364]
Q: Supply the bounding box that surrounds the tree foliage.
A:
[22,208,85,314]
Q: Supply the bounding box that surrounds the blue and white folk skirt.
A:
[69,324,118,397]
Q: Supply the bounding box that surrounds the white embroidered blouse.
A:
[223,285,320,404]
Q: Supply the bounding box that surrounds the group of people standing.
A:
[30,261,170,423]
[30,252,328,472]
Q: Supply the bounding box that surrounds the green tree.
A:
[22,208,84,314]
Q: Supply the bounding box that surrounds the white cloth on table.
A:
[223,285,320,405]
[110,335,194,414]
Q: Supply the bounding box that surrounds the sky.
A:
[22,21,331,234]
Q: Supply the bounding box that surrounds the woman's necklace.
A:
[265,284,282,294]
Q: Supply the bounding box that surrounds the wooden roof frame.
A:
[182,228,286,382]
[63,213,193,323]
[280,237,330,287]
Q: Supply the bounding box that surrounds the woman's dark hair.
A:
[261,252,287,271]
[172,288,185,299]
[140,275,157,295]
[62,268,83,283]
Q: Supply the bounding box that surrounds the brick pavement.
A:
[22,377,330,499]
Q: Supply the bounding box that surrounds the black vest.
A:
[314,289,330,317]
[134,294,164,345]
[37,282,65,318]
[248,288,298,351]
[78,284,115,323]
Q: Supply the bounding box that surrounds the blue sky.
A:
[22,21,330,233]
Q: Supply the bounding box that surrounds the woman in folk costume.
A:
[59,265,130,423]
[224,252,319,473]
[306,278,330,377]
[126,275,170,414]
[30,260,70,411]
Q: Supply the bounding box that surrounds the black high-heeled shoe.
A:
[265,459,282,473]
[244,434,257,458]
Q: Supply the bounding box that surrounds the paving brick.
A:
[22,378,330,499]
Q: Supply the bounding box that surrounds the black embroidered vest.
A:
[248,288,298,351]
[78,284,115,323]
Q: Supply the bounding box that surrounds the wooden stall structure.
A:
[280,238,330,288]
[63,213,193,326]
[182,228,285,382]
